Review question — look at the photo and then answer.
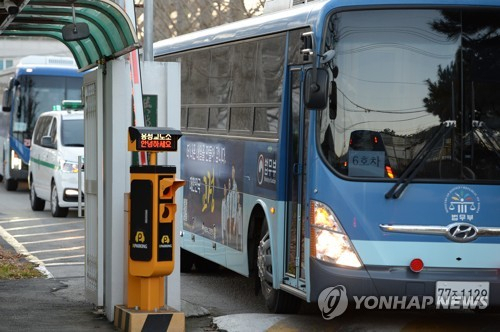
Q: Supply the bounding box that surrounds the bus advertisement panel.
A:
[182,136,279,252]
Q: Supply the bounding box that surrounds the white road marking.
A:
[41,254,84,262]
[30,246,84,254]
[4,220,82,231]
[13,228,84,238]
[20,235,84,245]
[44,262,84,267]
[0,217,46,224]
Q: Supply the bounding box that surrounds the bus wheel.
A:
[257,223,301,314]
[180,248,196,273]
[5,178,18,191]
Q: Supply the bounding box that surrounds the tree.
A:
[424,9,500,128]
[133,0,266,42]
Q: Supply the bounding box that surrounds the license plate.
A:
[435,281,489,309]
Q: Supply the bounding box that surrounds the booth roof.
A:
[0,0,141,71]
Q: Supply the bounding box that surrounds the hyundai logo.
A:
[446,223,479,242]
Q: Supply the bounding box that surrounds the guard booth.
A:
[83,60,182,321]
[0,0,182,323]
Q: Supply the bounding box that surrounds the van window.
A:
[49,118,57,146]
[33,116,51,146]
[33,123,41,146]
[61,119,84,147]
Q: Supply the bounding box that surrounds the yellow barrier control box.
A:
[129,167,184,277]
[125,127,185,313]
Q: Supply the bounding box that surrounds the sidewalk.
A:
[0,276,322,332]
[0,234,211,331]
[0,273,327,332]
[0,276,218,331]
[0,278,115,331]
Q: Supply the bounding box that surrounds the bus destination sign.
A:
[128,126,182,152]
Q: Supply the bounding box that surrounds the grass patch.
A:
[0,245,44,279]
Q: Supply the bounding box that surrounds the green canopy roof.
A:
[0,0,141,71]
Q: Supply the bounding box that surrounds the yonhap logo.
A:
[317,284,489,319]
[317,285,349,320]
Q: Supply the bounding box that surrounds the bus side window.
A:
[321,124,335,165]
[329,81,337,120]
[15,86,22,119]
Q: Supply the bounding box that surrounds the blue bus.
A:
[154,0,500,313]
[1,56,83,191]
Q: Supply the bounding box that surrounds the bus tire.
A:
[30,181,45,211]
[180,248,196,273]
[6,178,17,191]
[195,256,219,273]
[257,222,301,314]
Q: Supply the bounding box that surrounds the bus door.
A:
[284,67,308,293]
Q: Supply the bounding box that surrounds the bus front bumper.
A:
[10,169,28,181]
[310,258,500,307]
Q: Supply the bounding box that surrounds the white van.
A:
[29,102,84,217]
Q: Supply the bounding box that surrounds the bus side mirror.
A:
[304,68,329,109]
[62,22,90,41]
[2,89,11,112]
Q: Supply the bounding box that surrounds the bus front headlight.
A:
[11,150,22,170]
[310,200,362,268]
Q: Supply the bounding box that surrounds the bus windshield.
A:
[319,8,500,182]
[12,75,82,142]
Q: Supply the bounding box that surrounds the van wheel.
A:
[6,178,17,191]
[30,182,45,211]
[51,183,68,218]
[257,222,301,314]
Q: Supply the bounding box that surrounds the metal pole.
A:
[78,155,83,217]
[122,0,147,165]
[143,0,154,62]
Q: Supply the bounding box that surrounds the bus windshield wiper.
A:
[385,120,456,199]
